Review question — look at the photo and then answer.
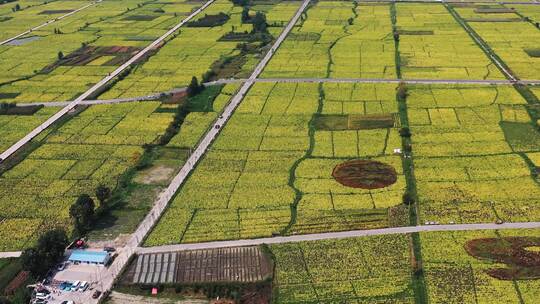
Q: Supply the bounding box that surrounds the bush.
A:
[396,82,407,100]
[187,76,203,97]
[399,127,411,137]
[402,192,415,205]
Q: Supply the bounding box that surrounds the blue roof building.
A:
[68,250,111,265]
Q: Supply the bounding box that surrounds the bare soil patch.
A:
[123,15,160,21]
[332,160,397,189]
[313,114,397,131]
[39,9,73,14]
[475,8,515,13]
[134,164,175,185]
[41,45,158,73]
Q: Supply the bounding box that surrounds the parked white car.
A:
[78,281,89,292]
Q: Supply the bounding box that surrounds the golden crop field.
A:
[1,0,540,302]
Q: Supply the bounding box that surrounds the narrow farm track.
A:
[16,77,540,107]
[18,88,189,107]
[0,0,102,46]
[0,0,217,163]
[138,222,540,254]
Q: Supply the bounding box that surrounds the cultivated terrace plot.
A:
[100,0,302,99]
[0,106,58,152]
[395,3,505,80]
[146,81,408,246]
[0,0,203,104]
[420,229,540,303]
[451,3,540,80]
[262,1,396,79]
[166,83,240,150]
[0,102,173,250]
[407,85,540,224]
[514,4,540,24]
[123,246,272,285]
[0,0,90,41]
[271,235,415,303]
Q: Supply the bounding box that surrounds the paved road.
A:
[213,77,540,86]
[109,291,208,304]
[138,221,540,254]
[0,0,102,46]
[0,0,216,163]
[355,0,540,4]
[251,77,540,85]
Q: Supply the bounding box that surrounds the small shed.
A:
[68,250,110,265]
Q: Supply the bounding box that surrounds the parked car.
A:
[103,246,116,252]
[35,288,50,294]
[61,301,75,304]
[78,281,89,292]
[34,293,51,300]
[59,282,72,291]
[92,290,102,299]
[57,263,67,271]
[71,280,80,292]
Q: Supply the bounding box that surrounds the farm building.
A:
[68,250,110,266]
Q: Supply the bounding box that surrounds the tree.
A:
[393,31,400,42]
[252,12,267,33]
[399,127,411,138]
[57,51,64,60]
[37,228,68,261]
[403,192,415,205]
[397,82,407,100]
[21,229,68,277]
[69,194,95,233]
[95,185,111,210]
[241,7,250,22]
[187,76,202,97]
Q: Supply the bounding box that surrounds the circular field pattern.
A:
[465,237,540,280]
[332,160,397,189]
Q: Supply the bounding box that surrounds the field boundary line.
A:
[0,0,102,46]
[0,0,217,163]
[137,221,540,254]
